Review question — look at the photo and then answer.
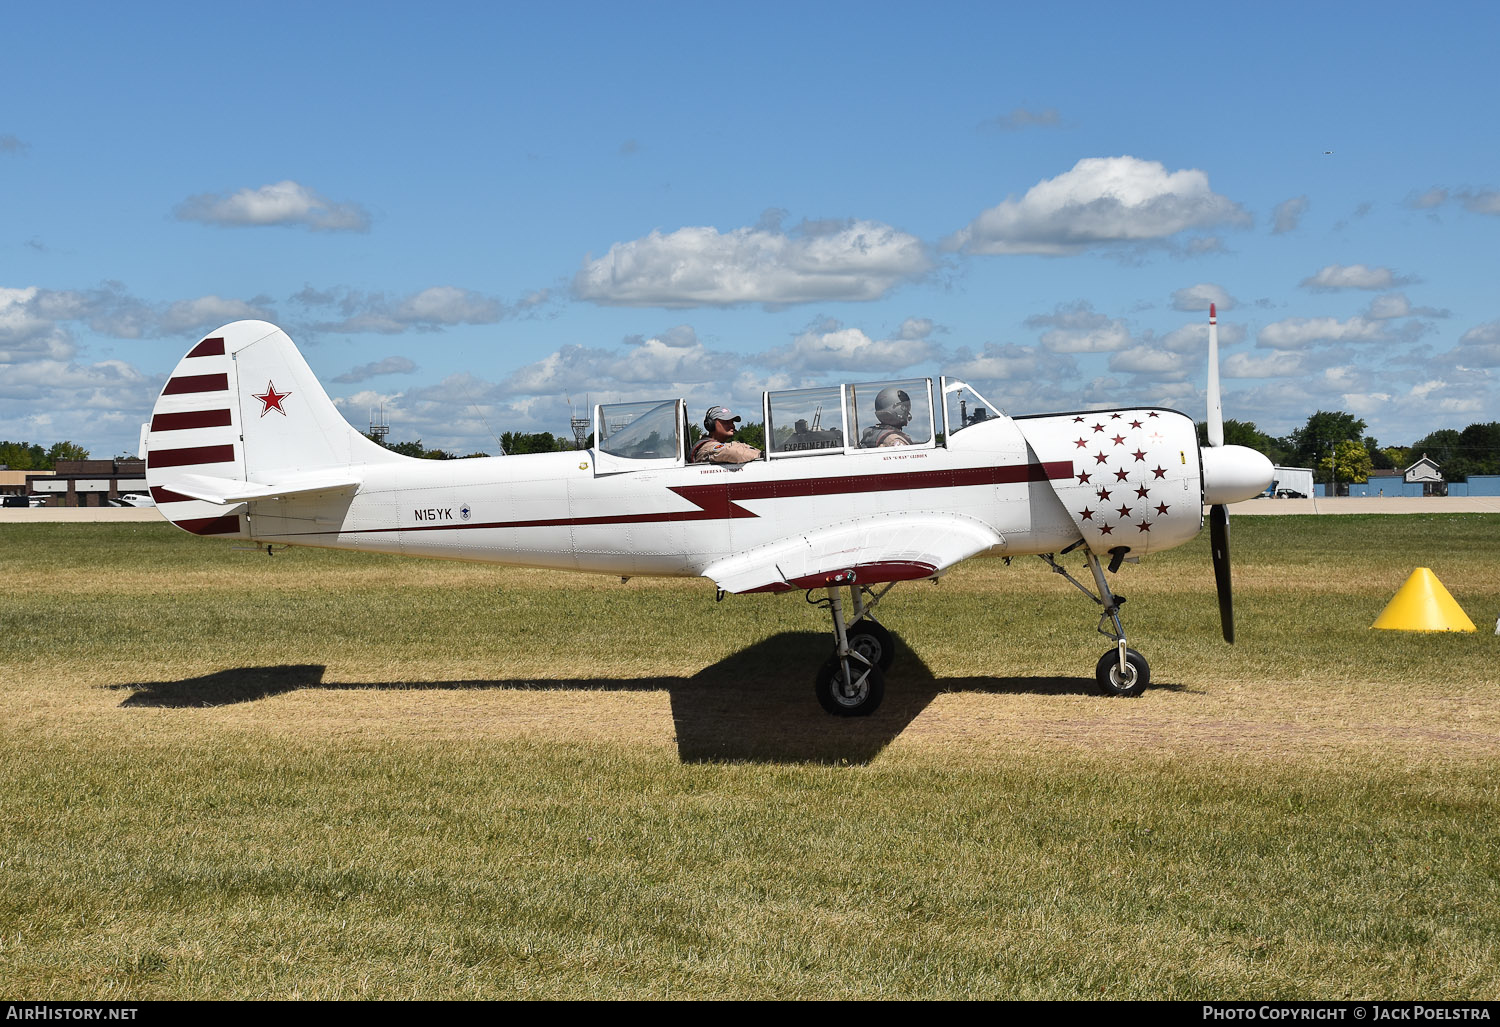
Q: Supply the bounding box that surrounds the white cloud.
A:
[765,318,939,373]
[296,285,507,334]
[1025,303,1132,353]
[1363,293,1448,320]
[1271,195,1309,234]
[158,296,277,335]
[1257,315,1390,349]
[1449,320,1500,367]
[0,135,27,155]
[331,356,420,384]
[174,180,371,232]
[1171,283,1235,312]
[945,155,1249,256]
[1457,189,1500,216]
[573,219,931,307]
[1300,263,1413,291]
[946,342,1042,381]
[1224,351,1309,378]
[1108,345,1185,376]
[1408,187,1448,210]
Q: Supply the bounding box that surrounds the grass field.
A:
[2,516,1498,999]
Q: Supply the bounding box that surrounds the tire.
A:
[846,619,896,672]
[1095,648,1150,698]
[815,655,886,717]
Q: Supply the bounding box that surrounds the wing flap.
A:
[704,516,1002,594]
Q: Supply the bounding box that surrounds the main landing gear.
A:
[810,579,898,716]
[1039,544,1152,698]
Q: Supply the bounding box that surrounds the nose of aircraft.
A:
[1202,445,1275,505]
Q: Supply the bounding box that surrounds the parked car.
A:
[1275,489,1307,499]
[1,495,28,507]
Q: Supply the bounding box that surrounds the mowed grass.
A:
[1,516,1498,999]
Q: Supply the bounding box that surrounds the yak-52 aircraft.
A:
[142,306,1271,716]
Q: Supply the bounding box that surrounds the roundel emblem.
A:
[460,504,472,521]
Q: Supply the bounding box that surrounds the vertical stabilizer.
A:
[145,320,402,537]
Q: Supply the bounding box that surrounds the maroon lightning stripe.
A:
[314,460,1073,537]
[150,408,234,432]
[186,337,226,358]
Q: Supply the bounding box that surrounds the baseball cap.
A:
[705,405,741,425]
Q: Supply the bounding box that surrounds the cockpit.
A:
[592,378,1002,473]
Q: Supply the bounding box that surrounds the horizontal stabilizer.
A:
[704,516,1002,594]
[166,472,361,506]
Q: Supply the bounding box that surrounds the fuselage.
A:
[238,407,1206,578]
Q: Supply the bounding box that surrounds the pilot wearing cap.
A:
[692,405,761,464]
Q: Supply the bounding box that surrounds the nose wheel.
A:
[1041,546,1153,698]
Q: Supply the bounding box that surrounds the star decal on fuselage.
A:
[254,381,292,417]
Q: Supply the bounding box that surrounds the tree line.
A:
[0,440,91,470]
[1196,414,1500,485]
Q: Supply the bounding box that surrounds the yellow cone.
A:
[1371,568,1477,632]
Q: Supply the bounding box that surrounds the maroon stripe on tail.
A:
[175,515,242,536]
[150,486,198,504]
[148,444,235,469]
[186,337,225,358]
[163,373,229,395]
[151,408,234,432]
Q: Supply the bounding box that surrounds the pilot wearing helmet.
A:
[860,387,915,448]
[692,405,762,464]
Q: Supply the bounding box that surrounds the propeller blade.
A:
[1210,502,1234,643]
[1207,302,1223,447]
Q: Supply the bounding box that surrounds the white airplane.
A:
[142,306,1270,716]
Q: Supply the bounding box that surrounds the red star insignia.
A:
[1114,469,1130,481]
[1110,413,1122,420]
[1147,411,1159,418]
[1136,521,1152,532]
[1076,471,1092,484]
[1096,488,1112,501]
[1116,505,1132,518]
[1135,486,1150,499]
[1152,466,1168,479]
[1098,524,1113,535]
[1094,452,1109,464]
[1111,434,1126,446]
[1079,508,1094,520]
[1132,449,1148,462]
[254,381,291,417]
[1129,419,1143,429]
[1075,438,1089,448]
[1072,416,1085,423]
[1092,423,1105,432]
[1155,503,1170,515]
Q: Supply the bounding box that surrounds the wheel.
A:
[815,655,886,717]
[846,619,896,672]
[1095,647,1150,698]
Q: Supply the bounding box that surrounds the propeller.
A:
[1206,303,1234,643]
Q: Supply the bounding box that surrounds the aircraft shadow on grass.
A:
[109,631,1151,764]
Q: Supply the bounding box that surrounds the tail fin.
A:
[145,320,400,537]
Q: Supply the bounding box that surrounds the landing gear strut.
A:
[1040,546,1152,698]
[810,580,898,716]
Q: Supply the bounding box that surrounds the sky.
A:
[3,1,1498,459]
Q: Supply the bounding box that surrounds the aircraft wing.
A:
[703,515,1002,594]
[162,471,361,506]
